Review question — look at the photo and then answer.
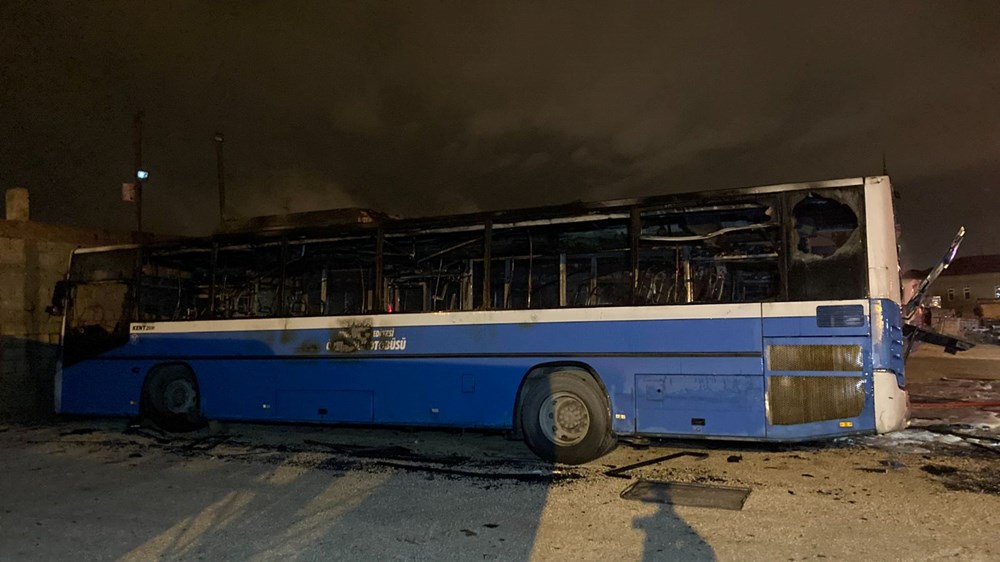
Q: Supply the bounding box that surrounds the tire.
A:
[519,370,617,465]
[142,365,205,432]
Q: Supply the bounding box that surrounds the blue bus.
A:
[53,176,915,464]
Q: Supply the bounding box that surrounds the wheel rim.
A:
[163,379,197,414]
[538,391,591,447]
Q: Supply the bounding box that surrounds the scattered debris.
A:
[618,436,652,449]
[921,425,1000,443]
[604,451,709,479]
[371,460,580,483]
[920,463,1000,495]
[921,464,958,476]
[621,479,751,510]
[59,428,97,436]
[122,426,173,444]
[303,439,470,465]
[180,434,232,453]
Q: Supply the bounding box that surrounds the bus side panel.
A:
[633,372,767,437]
[60,360,143,416]
[196,357,525,427]
[191,356,768,432]
[762,301,876,438]
[63,314,766,433]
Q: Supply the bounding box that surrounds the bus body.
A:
[54,176,907,463]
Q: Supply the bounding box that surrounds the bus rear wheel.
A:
[519,370,616,465]
[142,365,205,432]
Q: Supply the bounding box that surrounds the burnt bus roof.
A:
[81,176,870,253]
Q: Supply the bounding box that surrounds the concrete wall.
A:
[0,220,135,421]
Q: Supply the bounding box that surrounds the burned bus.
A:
[52,176,924,464]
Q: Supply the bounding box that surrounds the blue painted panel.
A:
[189,360,276,421]
[275,390,373,423]
[61,360,142,416]
[869,298,905,386]
[195,357,530,428]
[634,374,766,437]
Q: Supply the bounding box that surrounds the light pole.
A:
[215,132,226,226]
[133,110,144,234]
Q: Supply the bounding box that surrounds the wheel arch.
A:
[511,361,612,437]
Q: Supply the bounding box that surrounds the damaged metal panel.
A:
[767,375,866,425]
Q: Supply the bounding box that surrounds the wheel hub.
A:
[538,391,591,446]
[163,379,196,414]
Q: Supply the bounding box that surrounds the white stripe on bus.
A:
[129,299,872,334]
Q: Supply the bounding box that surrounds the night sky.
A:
[2,1,998,266]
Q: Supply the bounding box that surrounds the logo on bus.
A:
[325,323,407,353]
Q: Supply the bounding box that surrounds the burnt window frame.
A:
[74,180,876,322]
[781,185,869,302]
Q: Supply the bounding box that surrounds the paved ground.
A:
[1,348,998,562]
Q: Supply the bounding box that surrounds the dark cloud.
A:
[2,1,998,265]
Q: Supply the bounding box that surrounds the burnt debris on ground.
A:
[31,422,586,485]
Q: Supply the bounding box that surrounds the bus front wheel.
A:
[142,365,205,432]
[519,370,616,465]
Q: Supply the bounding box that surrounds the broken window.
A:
[139,247,213,321]
[478,216,631,309]
[64,248,138,365]
[638,200,782,304]
[792,194,858,257]
[214,242,284,318]
[284,236,377,316]
[786,188,867,301]
[382,228,480,313]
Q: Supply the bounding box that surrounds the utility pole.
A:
[215,132,226,226]
[134,110,144,234]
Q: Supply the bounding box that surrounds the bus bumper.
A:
[873,369,908,433]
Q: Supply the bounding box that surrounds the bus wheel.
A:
[142,365,205,432]
[519,370,616,465]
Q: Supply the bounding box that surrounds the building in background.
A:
[1,188,137,421]
[928,255,1000,317]
[920,254,1000,343]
